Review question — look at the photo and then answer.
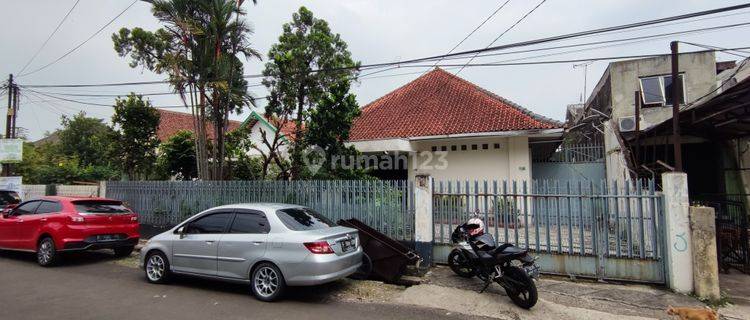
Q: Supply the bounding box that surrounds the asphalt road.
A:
[0,250,482,320]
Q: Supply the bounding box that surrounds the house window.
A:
[482,144,489,150]
[471,144,478,150]
[639,74,686,107]
[451,145,457,151]
[440,146,447,152]
[431,146,437,152]
[494,143,501,149]
[461,145,467,151]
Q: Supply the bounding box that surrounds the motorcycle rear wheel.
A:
[501,266,538,309]
[448,250,476,278]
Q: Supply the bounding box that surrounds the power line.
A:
[679,41,750,57]
[456,0,547,75]
[23,87,271,110]
[442,21,750,62]
[430,0,512,68]
[395,3,750,65]
[17,3,750,88]
[17,0,138,78]
[17,0,81,75]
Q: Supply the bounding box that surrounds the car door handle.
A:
[41,218,48,222]
[252,241,264,245]
[205,240,215,244]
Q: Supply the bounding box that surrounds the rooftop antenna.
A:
[573,61,594,103]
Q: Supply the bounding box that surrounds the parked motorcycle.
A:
[447,220,540,309]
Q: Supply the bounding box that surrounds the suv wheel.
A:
[37,237,59,267]
[145,251,171,284]
[251,262,286,302]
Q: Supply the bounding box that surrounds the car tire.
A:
[37,237,59,267]
[113,246,135,258]
[144,251,171,284]
[251,262,286,302]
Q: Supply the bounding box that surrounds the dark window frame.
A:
[183,211,234,235]
[13,201,41,216]
[228,210,271,234]
[35,201,62,214]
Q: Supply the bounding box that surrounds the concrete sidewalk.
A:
[400,266,707,320]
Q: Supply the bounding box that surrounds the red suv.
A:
[0,196,140,266]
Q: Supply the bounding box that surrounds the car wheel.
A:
[251,262,286,302]
[145,251,171,284]
[37,237,59,267]
[113,246,135,258]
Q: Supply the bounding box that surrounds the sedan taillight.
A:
[304,241,334,254]
[69,215,84,223]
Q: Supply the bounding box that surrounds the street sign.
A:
[0,139,23,163]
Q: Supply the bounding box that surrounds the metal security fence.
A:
[433,179,666,283]
[107,180,415,241]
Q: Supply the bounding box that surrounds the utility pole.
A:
[3,74,13,176]
[670,41,683,172]
[634,90,641,165]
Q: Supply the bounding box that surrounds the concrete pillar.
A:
[689,206,721,301]
[98,181,107,198]
[662,172,693,293]
[414,174,433,267]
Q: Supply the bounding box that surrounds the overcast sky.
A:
[2,0,749,141]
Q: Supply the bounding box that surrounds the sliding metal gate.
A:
[432,179,666,283]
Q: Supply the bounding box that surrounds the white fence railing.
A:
[20,184,100,200]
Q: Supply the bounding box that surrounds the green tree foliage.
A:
[17,117,121,184]
[111,94,161,180]
[262,6,360,179]
[112,0,260,180]
[158,130,198,180]
[58,112,117,167]
[305,81,368,179]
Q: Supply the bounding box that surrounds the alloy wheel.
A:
[37,239,53,265]
[254,266,279,298]
[146,254,165,282]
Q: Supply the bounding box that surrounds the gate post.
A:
[414,174,433,267]
[662,172,693,293]
[689,206,720,301]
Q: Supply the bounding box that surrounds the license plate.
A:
[524,264,540,279]
[340,240,355,252]
[97,235,117,241]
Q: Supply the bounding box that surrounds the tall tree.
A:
[306,81,365,179]
[262,6,360,179]
[112,0,260,180]
[111,94,161,180]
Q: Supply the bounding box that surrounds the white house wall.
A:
[407,136,531,184]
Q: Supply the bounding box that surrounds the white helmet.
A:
[466,217,484,236]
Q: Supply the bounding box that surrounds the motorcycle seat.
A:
[493,244,527,260]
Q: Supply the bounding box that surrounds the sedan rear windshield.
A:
[276,208,335,231]
[74,201,131,214]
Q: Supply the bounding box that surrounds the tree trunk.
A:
[290,86,305,180]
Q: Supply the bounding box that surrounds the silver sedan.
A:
[139,203,362,301]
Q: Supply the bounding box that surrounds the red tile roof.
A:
[156,109,242,141]
[349,68,562,141]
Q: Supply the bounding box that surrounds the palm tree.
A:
[114,0,260,179]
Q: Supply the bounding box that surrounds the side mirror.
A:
[176,226,187,239]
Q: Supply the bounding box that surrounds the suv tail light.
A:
[304,241,334,254]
